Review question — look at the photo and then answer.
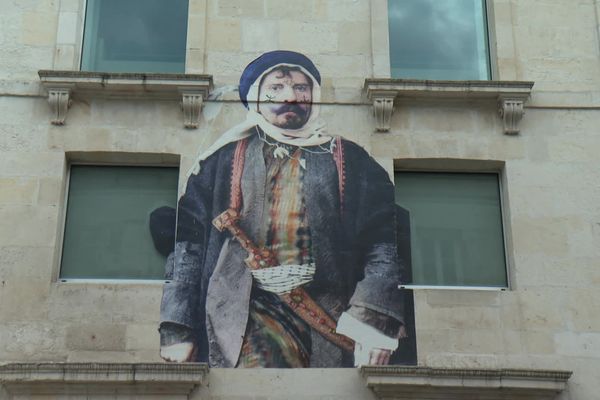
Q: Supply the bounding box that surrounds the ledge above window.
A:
[0,362,208,397]
[361,366,571,400]
[364,78,534,135]
[38,70,213,129]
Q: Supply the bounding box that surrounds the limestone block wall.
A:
[0,0,599,399]
[193,369,378,400]
[203,0,373,96]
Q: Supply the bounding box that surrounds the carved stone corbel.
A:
[498,96,525,135]
[47,87,72,125]
[180,90,204,129]
[371,92,396,132]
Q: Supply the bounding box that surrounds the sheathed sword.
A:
[213,208,355,353]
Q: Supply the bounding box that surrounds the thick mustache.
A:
[273,103,308,116]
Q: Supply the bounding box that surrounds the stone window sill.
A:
[38,70,213,128]
[0,363,208,398]
[364,78,534,135]
[361,366,571,400]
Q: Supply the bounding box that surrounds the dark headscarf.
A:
[238,50,321,109]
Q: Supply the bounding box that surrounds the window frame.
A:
[394,164,512,291]
[55,160,181,284]
[52,0,205,74]
[79,0,189,74]
[372,0,499,80]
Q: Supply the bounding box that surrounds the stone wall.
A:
[1,0,599,399]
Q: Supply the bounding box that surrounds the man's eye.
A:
[294,85,309,92]
[269,84,283,91]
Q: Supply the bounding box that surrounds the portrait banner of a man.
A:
[156,51,416,368]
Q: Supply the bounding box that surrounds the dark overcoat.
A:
[160,134,404,367]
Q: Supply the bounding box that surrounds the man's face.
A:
[257,69,312,130]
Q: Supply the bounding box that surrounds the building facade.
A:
[0,0,599,398]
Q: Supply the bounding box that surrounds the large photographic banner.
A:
[156,51,416,368]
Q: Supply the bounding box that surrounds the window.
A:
[81,0,189,73]
[60,165,179,280]
[388,0,491,80]
[394,172,507,288]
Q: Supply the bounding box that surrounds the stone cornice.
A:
[38,70,213,128]
[364,78,534,135]
[38,70,213,99]
[361,366,571,400]
[365,79,534,97]
[0,362,208,396]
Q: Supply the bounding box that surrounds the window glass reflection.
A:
[394,172,507,287]
[61,166,179,280]
[81,0,188,73]
[388,0,491,80]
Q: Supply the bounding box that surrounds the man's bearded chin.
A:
[272,103,311,131]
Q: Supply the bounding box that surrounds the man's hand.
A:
[368,348,391,365]
[367,325,408,365]
[397,324,408,339]
[160,342,196,362]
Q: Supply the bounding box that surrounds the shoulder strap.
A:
[332,136,345,213]
[230,138,249,212]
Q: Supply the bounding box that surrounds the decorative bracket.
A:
[368,90,397,132]
[180,90,204,129]
[498,96,526,135]
[47,86,73,125]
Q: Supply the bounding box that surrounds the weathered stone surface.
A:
[0,178,37,205]
[199,368,377,400]
[241,19,278,52]
[326,0,369,22]
[187,13,207,52]
[280,22,338,54]
[55,11,77,45]
[21,11,58,46]
[338,22,371,54]
[216,0,264,17]
[0,205,59,247]
[65,324,127,351]
[206,19,241,51]
[0,322,66,361]
[0,277,51,321]
[266,0,313,18]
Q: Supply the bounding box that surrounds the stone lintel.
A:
[361,366,571,400]
[38,70,213,128]
[0,362,208,397]
[364,79,534,134]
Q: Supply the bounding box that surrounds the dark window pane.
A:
[395,172,507,287]
[81,0,188,73]
[388,0,491,80]
[61,166,178,280]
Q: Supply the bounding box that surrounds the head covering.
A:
[188,51,332,177]
[239,50,321,109]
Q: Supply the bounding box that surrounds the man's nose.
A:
[281,85,297,102]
